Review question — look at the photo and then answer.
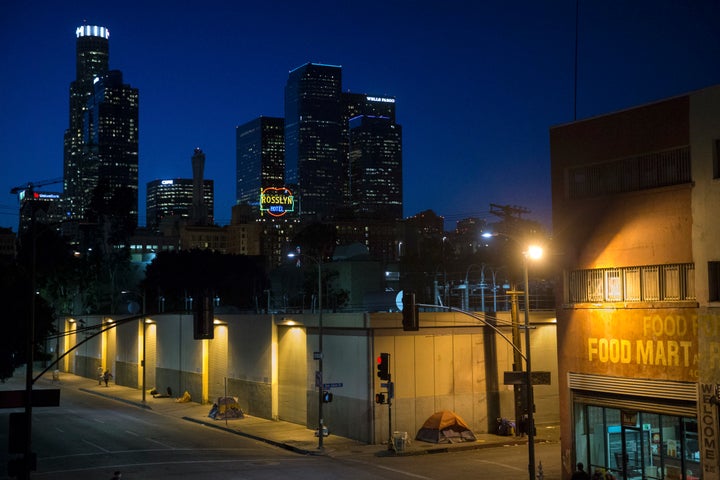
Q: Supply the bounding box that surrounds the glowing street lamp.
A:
[482,232,544,480]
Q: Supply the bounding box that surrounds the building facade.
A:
[63,26,139,227]
[146,178,214,230]
[284,63,344,219]
[63,25,110,222]
[236,116,285,210]
[348,115,402,220]
[83,70,139,226]
[551,87,720,480]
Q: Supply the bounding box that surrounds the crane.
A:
[10,177,63,200]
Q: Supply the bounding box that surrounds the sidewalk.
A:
[15,369,560,458]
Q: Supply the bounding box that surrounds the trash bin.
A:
[393,431,408,452]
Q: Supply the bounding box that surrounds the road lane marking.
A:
[343,458,433,479]
[82,439,110,453]
[477,458,525,472]
[146,437,175,449]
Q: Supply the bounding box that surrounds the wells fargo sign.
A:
[259,187,294,217]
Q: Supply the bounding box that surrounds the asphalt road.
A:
[1,386,562,479]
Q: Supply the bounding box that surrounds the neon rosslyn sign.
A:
[259,187,295,217]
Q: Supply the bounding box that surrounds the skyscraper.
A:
[84,70,139,225]
[63,25,110,222]
[146,178,214,230]
[63,25,139,228]
[284,63,343,219]
[342,93,401,218]
[236,116,285,210]
[348,115,402,219]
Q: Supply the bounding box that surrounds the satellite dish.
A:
[127,301,140,314]
[395,290,404,312]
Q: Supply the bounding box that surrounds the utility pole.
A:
[507,284,524,433]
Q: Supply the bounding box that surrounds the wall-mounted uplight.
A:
[276,317,303,326]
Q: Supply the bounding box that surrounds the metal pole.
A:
[508,285,523,435]
[523,257,535,480]
[142,325,146,404]
[387,373,392,451]
[317,258,324,450]
[480,266,486,312]
[142,292,147,404]
[22,203,37,479]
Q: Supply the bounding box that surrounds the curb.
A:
[79,387,152,410]
[389,437,531,457]
[77,384,558,458]
[181,416,323,455]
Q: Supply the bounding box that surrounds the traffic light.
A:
[377,352,390,380]
[193,291,214,340]
[322,391,333,403]
[375,393,385,404]
[402,292,419,331]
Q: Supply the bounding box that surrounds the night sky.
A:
[2,0,720,232]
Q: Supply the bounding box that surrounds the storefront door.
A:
[615,425,649,480]
[574,403,701,480]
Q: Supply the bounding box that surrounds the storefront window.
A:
[573,403,701,479]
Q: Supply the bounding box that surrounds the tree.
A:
[0,258,55,382]
[142,250,269,312]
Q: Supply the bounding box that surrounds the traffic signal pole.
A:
[387,373,393,451]
[377,353,393,450]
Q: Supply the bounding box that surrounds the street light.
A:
[287,248,324,450]
[522,244,542,480]
[482,232,543,480]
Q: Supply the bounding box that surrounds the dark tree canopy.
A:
[0,260,55,382]
[142,250,269,313]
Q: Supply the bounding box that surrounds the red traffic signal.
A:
[375,393,386,404]
[377,352,390,380]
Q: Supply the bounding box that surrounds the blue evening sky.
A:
[2,0,719,231]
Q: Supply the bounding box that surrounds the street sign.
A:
[503,371,551,386]
[323,383,343,388]
[0,389,60,408]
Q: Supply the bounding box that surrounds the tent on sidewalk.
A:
[208,396,244,420]
[415,410,477,444]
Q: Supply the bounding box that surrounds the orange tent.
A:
[415,410,477,444]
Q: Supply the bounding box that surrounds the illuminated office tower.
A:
[341,93,399,212]
[236,116,285,209]
[63,25,110,221]
[146,178,214,230]
[84,70,139,225]
[284,63,343,219]
[63,25,139,227]
[348,115,403,220]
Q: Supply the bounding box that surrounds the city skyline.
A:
[2,1,720,231]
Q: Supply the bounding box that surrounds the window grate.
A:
[568,264,695,304]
